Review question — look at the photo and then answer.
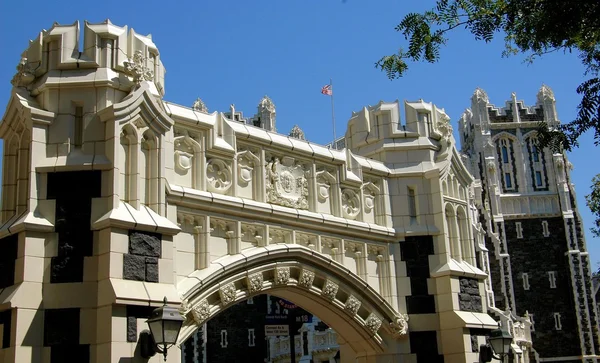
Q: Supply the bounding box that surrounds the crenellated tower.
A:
[460,86,600,362]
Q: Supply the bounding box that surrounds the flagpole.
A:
[330,78,337,149]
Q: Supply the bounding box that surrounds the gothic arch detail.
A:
[177,244,409,355]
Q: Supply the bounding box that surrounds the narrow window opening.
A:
[535,171,543,186]
[408,187,417,224]
[522,273,530,290]
[220,330,228,348]
[532,145,540,162]
[542,221,550,237]
[247,297,254,304]
[505,173,512,189]
[554,313,562,330]
[548,271,557,289]
[502,146,509,163]
[74,106,83,148]
[516,222,523,239]
[248,329,255,347]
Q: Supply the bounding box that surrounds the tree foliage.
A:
[377,0,600,235]
[588,174,600,238]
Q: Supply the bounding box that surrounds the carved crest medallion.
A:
[266,157,309,209]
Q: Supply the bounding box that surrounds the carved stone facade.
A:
[0,20,537,363]
[460,87,600,362]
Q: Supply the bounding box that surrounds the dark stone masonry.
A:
[459,277,482,312]
[123,231,162,282]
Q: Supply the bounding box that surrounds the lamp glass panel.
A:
[489,337,504,355]
[149,320,165,344]
[163,320,183,344]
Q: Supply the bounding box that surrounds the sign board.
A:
[265,324,289,336]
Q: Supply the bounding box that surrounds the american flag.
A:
[321,84,332,96]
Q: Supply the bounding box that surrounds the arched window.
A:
[120,125,138,207]
[526,135,548,191]
[496,137,517,192]
[141,130,159,212]
[445,204,461,261]
[457,207,473,265]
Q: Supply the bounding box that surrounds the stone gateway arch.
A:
[13,19,600,363]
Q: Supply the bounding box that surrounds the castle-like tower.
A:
[460,87,600,362]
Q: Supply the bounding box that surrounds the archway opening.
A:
[181,294,343,363]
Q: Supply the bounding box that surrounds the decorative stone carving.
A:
[219,283,236,305]
[344,295,361,316]
[299,269,315,288]
[362,182,380,213]
[473,87,489,103]
[289,125,306,140]
[124,50,154,86]
[486,161,496,174]
[206,159,232,193]
[266,157,309,209]
[192,97,208,113]
[247,273,264,293]
[11,57,35,88]
[237,150,258,185]
[275,266,291,285]
[191,299,211,323]
[555,157,565,170]
[341,189,360,219]
[389,314,409,337]
[174,150,193,172]
[316,170,335,203]
[436,114,453,141]
[538,84,555,102]
[322,280,339,300]
[365,314,382,334]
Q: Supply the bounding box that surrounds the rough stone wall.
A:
[44,308,89,362]
[47,171,101,283]
[459,277,482,312]
[505,216,581,358]
[123,231,162,282]
[401,236,436,314]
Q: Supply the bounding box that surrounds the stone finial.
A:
[472,87,489,103]
[259,95,275,112]
[124,50,154,86]
[289,125,306,140]
[537,84,555,102]
[192,97,208,113]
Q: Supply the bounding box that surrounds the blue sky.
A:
[1,1,598,267]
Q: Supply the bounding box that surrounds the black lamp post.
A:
[479,327,513,362]
[140,297,185,361]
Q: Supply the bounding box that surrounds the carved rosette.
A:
[299,269,315,288]
[247,273,264,293]
[389,314,409,337]
[275,267,291,285]
[341,189,360,219]
[207,159,232,193]
[322,280,339,300]
[219,283,236,306]
[191,299,211,323]
[365,313,382,334]
[344,295,361,316]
